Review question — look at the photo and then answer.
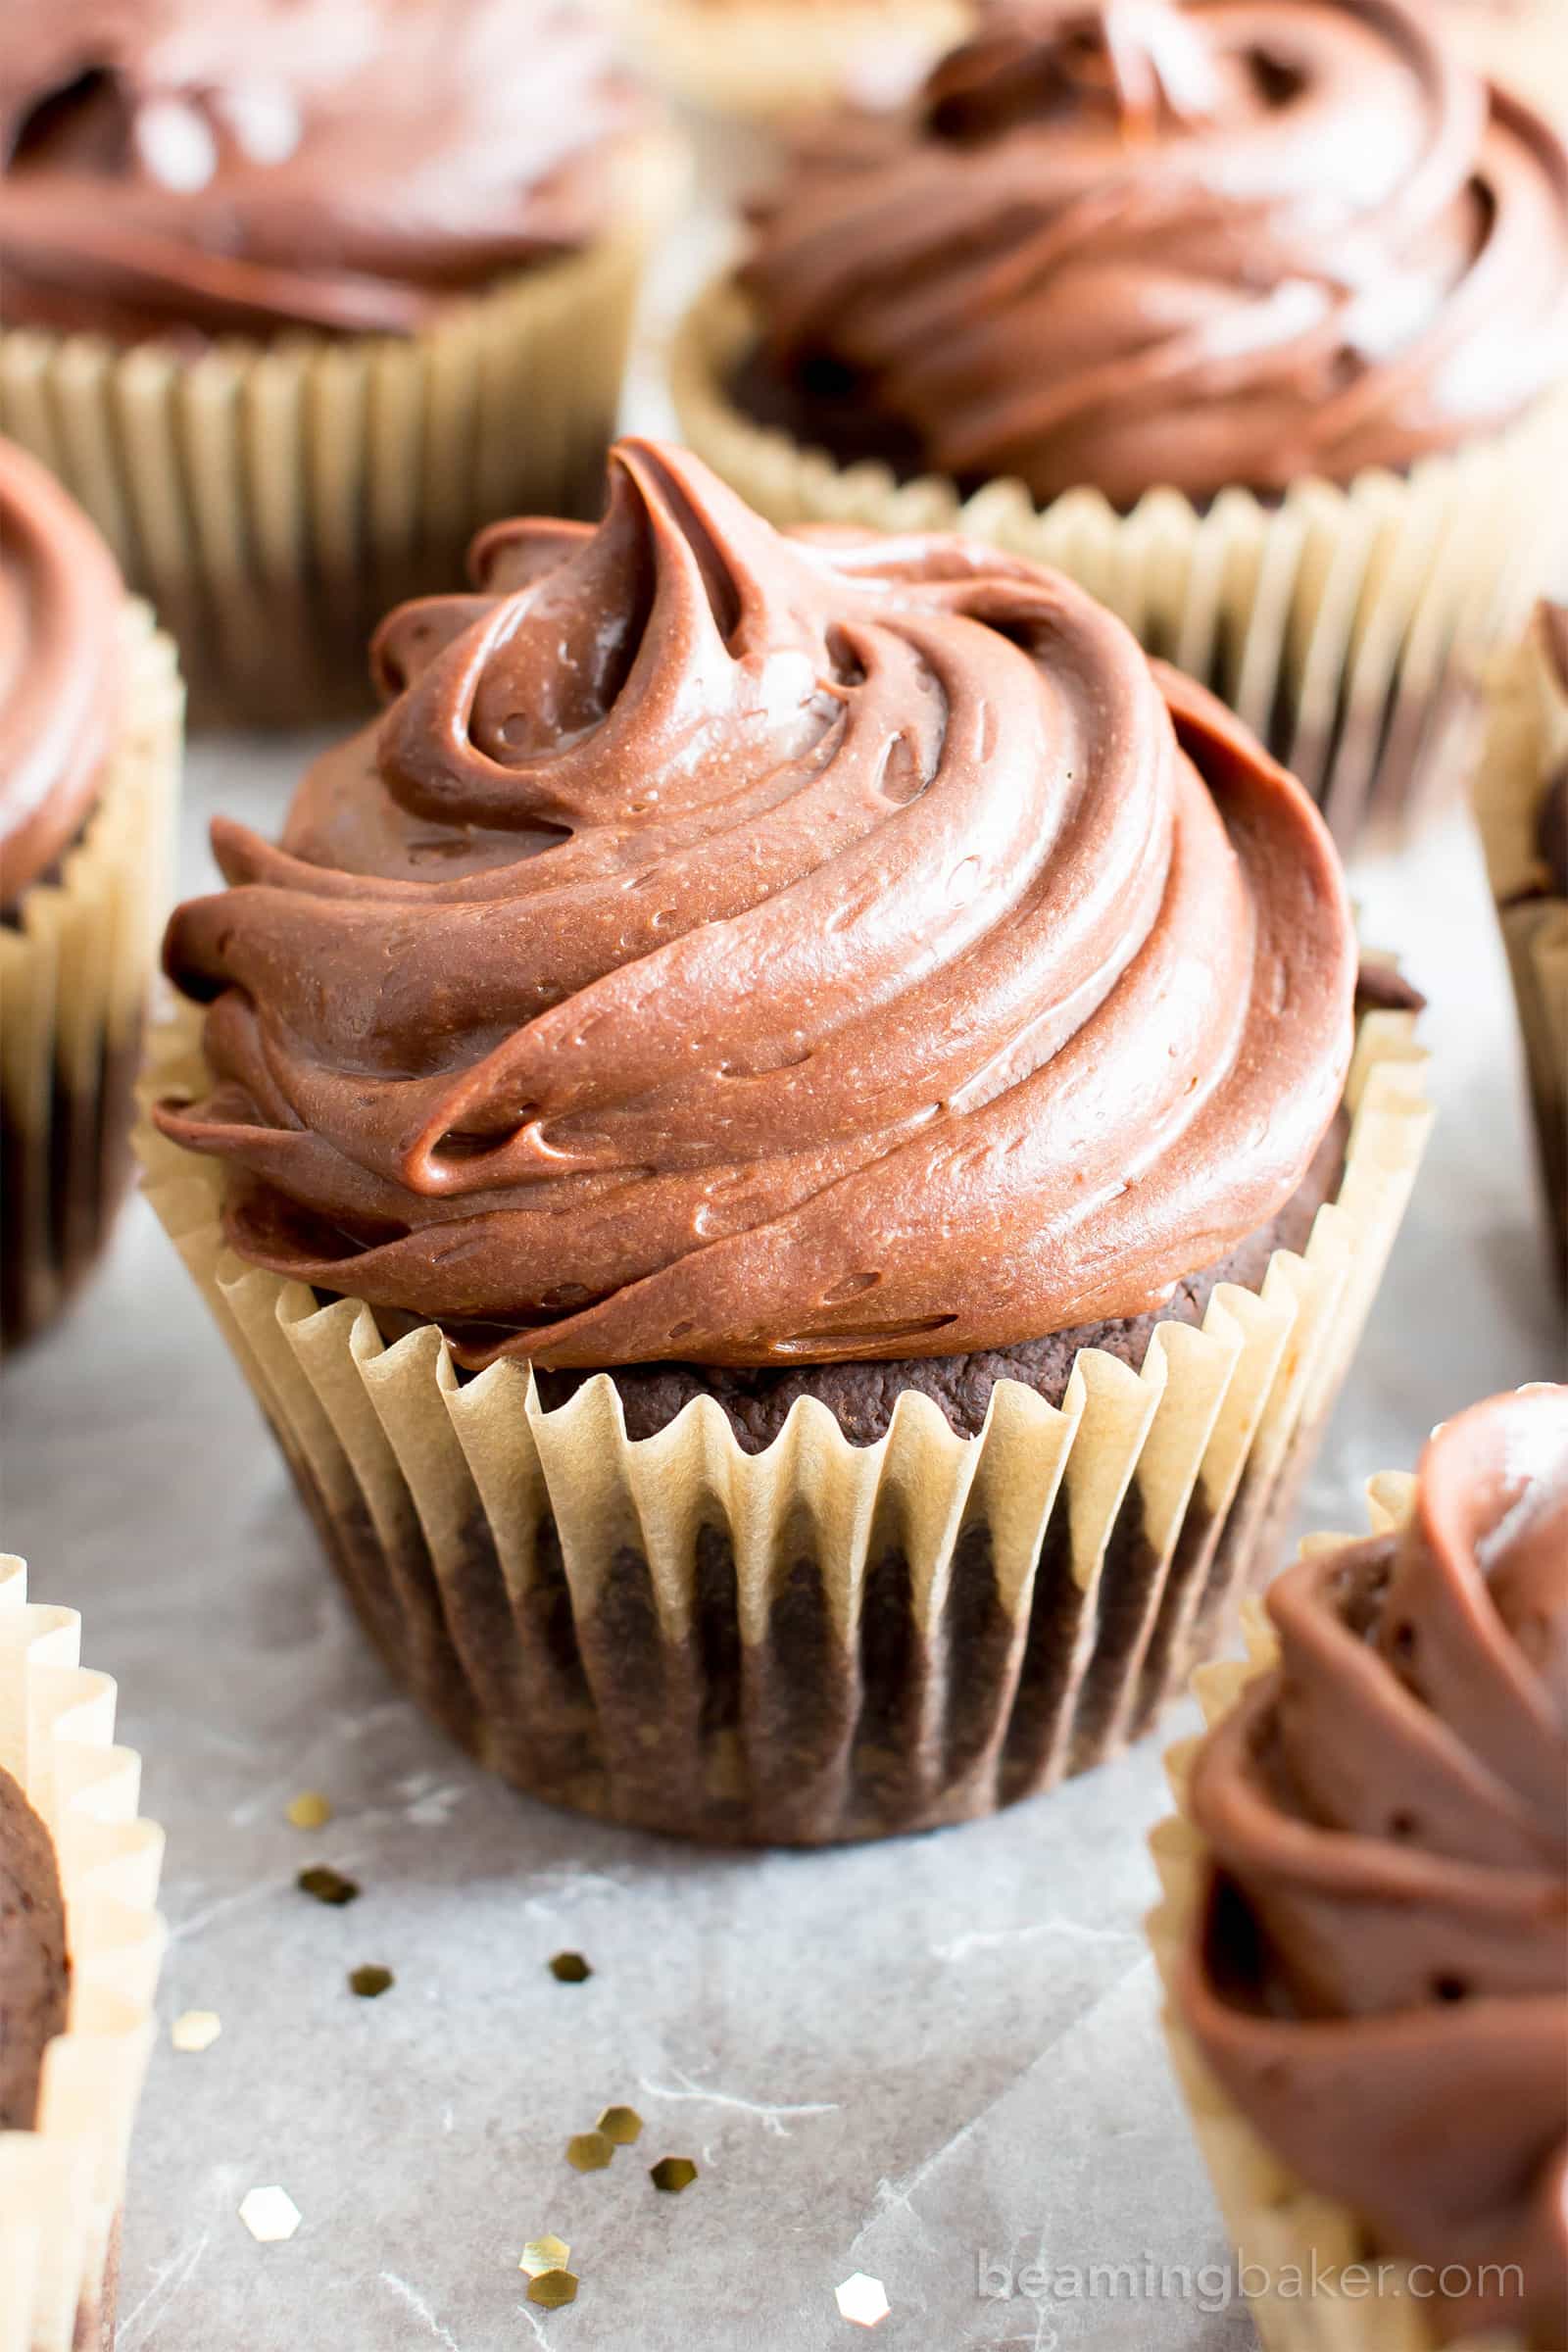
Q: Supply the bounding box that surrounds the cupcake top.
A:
[0,1764,70,2132]
[0,436,123,910]
[1182,1384,1568,2347]
[156,437,1354,1372]
[0,0,647,341]
[739,0,1568,507]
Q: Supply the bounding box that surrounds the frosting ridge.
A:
[0,436,122,906]
[156,436,1354,1370]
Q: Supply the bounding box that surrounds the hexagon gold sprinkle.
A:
[285,1790,332,1831]
[238,2185,302,2244]
[649,2156,698,2193]
[527,2270,579,2310]
[171,2009,221,2053]
[549,1950,592,1983]
[597,2104,643,2146]
[565,2131,613,2173]
[519,2235,570,2278]
[835,2273,891,2328]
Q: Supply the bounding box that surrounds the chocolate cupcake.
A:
[628,0,970,121]
[0,435,182,1351]
[0,1551,166,2349]
[674,0,1568,847]
[1475,603,1568,1292]
[139,438,1430,1844]
[1151,1383,1568,2351]
[0,0,683,727]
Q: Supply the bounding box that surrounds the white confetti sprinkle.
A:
[171,2010,221,2053]
[238,2186,301,2244]
[835,2273,891,2328]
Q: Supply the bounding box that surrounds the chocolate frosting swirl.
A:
[157,437,1353,1372]
[0,436,122,909]
[1183,1385,1568,2348]
[741,0,1568,506]
[0,0,645,341]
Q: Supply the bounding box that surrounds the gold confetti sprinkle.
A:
[565,2131,613,2173]
[835,2274,891,2328]
[171,2009,221,2054]
[238,2185,301,2243]
[297,1865,359,1906]
[527,2270,578,2310]
[549,1950,591,1983]
[349,1965,394,1998]
[286,1791,332,1831]
[649,2156,697,2193]
[519,2236,570,2278]
[597,2105,642,2146]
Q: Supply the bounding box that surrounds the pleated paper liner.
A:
[0,1555,166,2352]
[136,1002,1428,1846]
[0,603,182,1352]
[1474,612,1568,1291]
[1148,1481,1531,2352]
[0,134,687,732]
[671,279,1568,854]
[627,0,970,119]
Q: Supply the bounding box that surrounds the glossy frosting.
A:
[741,0,1568,507]
[0,0,645,340]
[0,1764,70,2132]
[1184,1385,1568,2347]
[0,436,122,908]
[157,437,1354,1371]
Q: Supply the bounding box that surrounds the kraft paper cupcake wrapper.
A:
[626,0,970,119]
[0,603,182,1351]
[671,279,1568,854]
[1147,1489,1528,2352]
[0,1554,166,2352]
[1474,612,1568,1290]
[0,136,686,731]
[135,1002,1428,1846]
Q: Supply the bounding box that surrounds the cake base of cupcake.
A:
[137,999,1429,1845]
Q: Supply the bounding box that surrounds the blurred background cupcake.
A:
[0,1550,166,2350]
[1475,603,1568,1294]
[139,439,1429,1845]
[1149,1382,1567,2352]
[675,0,1568,850]
[0,435,181,1353]
[625,0,971,122]
[0,0,684,727]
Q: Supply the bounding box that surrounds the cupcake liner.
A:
[1474,615,1568,1290]
[0,602,182,1351]
[0,1553,166,2352]
[626,0,970,119]
[0,136,686,730]
[135,1000,1429,1845]
[671,279,1568,851]
[1148,1482,1529,2352]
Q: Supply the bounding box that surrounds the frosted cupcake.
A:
[140,439,1429,1844]
[1,435,181,1351]
[676,0,1568,847]
[1150,1384,1568,2352]
[0,0,681,726]
[0,1551,166,2350]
